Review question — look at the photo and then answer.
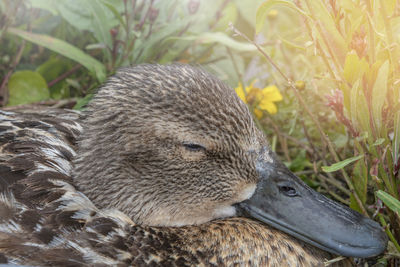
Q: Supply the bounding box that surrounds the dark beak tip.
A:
[360,218,388,257]
[336,237,387,258]
[331,219,388,258]
[367,227,389,257]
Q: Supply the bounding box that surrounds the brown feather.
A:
[0,65,354,266]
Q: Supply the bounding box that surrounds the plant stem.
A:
[378,214,400,252]
[47,64,82,88]
[263,119,313,154]
[226,47,243,86]
[302,0,343,76]
[229,23,369,216]
[319,174,350,196]
[2,98,78,110]
[0,0,23,42]
[209,0,231,30]
[0,39,25,106]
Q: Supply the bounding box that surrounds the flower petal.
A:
[254,108,263,119]
[262,85,283,102]
[235,83,247,103]
[259,100,278,114]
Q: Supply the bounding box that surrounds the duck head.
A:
[73,64,387,258]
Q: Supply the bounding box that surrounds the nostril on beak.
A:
[278,185,298,197]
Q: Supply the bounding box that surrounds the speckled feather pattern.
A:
[73,64,265,227]
[0,64,352,266]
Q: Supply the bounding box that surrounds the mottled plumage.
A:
[0,64,381,266]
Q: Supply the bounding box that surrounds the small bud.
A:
[350,27,367,58]
[110,28,118,37]
[295,80,305,91]
[149,8,159,22]
[2,55,10,63]
[267,9,278,20]
[188,0,200,14]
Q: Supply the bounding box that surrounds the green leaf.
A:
[351,158,368,205]
[49,1,92,31]
[81,0,113,49]
[73,94,93,110]
[102,1,126,29]
[393,111,400,165]
[36,57,72,99]
[288,150,312,172]
[134,16,193,63]
[350,79,370,135]
[8,27,106,82]
[355,131,368,141]
[205,48,245,87]
[36,57,71,82]
[28,0,58,15]
[343,51,368,85]
[372,138,385,146]
[214,2,238,31]
[172,32,256,52]
[45,0,120,33]
[7,71,49,106]
[349,194,362,213]
[333,134,348,149]
[256,0,310,34]
[376,190,400,214]
[304,0,347,64]
[279,36,306,50]
[371,60,389,134]
[322,154,364,172]
[382,0,397,16]
[236,0,263,26]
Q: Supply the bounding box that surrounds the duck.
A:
[0,64,387,266]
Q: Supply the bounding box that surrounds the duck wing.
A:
[0,109,136,266]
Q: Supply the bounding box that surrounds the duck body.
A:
[0,64,386,266]
[0,109,327,266]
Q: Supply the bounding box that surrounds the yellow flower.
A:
[234,80,257,103]
[235,81,283,117]
[258,85,283,114]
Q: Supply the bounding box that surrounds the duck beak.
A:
[235,148,388,258]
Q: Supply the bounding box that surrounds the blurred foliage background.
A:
[0,0,399,265]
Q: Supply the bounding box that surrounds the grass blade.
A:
[376,190,400,214]
[170,32,257,52]
[322,154,364,172]
[371,60,389,134]
[8,27,106,82]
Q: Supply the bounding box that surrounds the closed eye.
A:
[183,143,206,152]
